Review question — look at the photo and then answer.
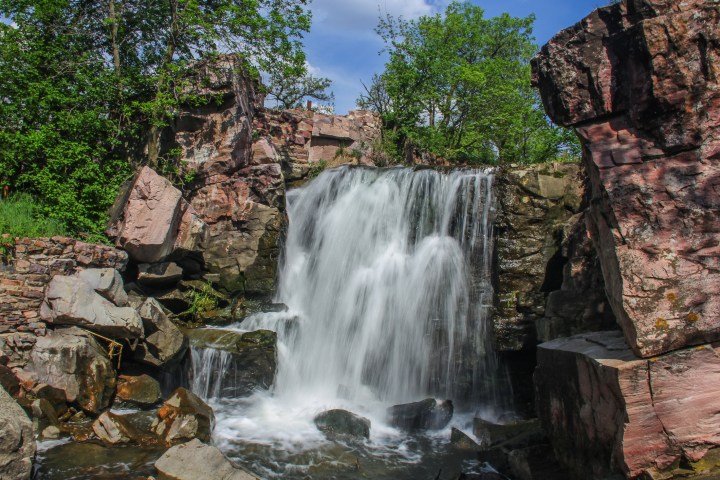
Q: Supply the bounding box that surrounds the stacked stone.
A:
[532,0,720,478]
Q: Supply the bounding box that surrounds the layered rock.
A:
[535,331,720,479]
[128,297,188,368]
[532,0,720,358]
[0,384,35,480]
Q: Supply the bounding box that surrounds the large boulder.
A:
[137,262,184,289]
[532,0,720,358]
[151,387,214,445]
[314,409,371,440]
[535,331,720,479]
[40,273,143,339]
[386,398,453,432]
[186,328,276,398]
[0,384,35,480]
[129,297,188,367]
[25,328,116,413]
[116,374,162,407]
[154,438,258,480]
[92,411,145,445]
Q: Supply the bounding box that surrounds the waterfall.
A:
[244,166,505,409]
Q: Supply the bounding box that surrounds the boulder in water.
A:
[313,409,371,440]
[473,417,542,449]
[154,438,259,480]
[450,427,480,451]
[92,411,144,445]
[151,387,214,445]
[0,383,35,480]
[116,374,162,407]
[386,398,453,431]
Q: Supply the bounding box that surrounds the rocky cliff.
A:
[532,0,720,477]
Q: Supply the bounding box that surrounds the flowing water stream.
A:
[190,166,512,478]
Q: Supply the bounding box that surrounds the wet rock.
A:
[41,425,61,440]
[92,411,144,445]
[535,331,720,479]
[25,327,116,413]
[185,328,276,397]
[116,374,162,407]
[151,387,214,445]
[532,0,720,358]
[314,409,370,440]
[40,273,143,339]
[154,438,258,480]
[137,262,184,288]
[451,427,480,451]
[30,398,60,434]
[473,418,542,449]
[0,383,35,480]
[386,398,453,431]
[507,444,570,480]
[129,297,188,368]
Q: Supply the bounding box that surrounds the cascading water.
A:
[195,166,512,478]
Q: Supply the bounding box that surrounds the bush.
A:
[0,193,67,238]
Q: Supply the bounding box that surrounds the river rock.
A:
[116,374,162,407]
[185,328,276,398]
[314,409,370,440]
[40,274,143,339]
[154,438,258,480]
[25,327,116,413]
[137,262,184,288]
[130,297,188,367]
[0,384,35,480]
[151,387,214,445]
[532,0,720,358]
[386,398,453,431]
[92,411,144,445]
[450,427,480,451]
[535,331,720,479]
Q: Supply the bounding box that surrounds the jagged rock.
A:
[0,384,35,480]
[76,268,129,306]
[154,438,258,480]
[137,262,184,288]
[451,427,480,451]
[40,273,143,339]
[535,331,720,479]
[151,387,214,445]
[185,328,276,398]
[25,327,116,413]
[314,409,370,440]
[116,374,162,407]
[386,398,453,431]
[129,297,188,367]
[0,363,20,397]
[92,411,144,445]
[532,0,720,358]
[173,201,209,256]
[473,418,542,449]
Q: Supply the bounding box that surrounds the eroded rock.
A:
[129,297,188,367]
[0,384,35,480]
[314,409,370,440]
[154,438,258,480]
[387,398,453,431]
[92,411,144,445]
[137,262,184,288]
[151,387,214,445]
[116,374,162,407]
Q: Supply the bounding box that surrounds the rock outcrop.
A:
[154,438,258,480]
[532,0,720,358]
[535,331,720,479]
[0,384,35,480]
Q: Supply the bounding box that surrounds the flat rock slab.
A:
[155,438,258,480]
[535,331,720,479]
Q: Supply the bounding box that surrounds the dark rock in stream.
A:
[314,409,371,440]
[115,374,162,407]
[386,398,453,431]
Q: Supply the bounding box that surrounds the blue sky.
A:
[302,0,608,114]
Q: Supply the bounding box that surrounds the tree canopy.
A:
[358,1,579,165]
[0,0,315,236]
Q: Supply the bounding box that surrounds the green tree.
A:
[0,0,313,236]
[266,69,334,109]
[359,1,579,164]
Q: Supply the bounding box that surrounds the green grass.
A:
[0,193,67,238]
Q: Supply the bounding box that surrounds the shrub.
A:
[0,193,67,238]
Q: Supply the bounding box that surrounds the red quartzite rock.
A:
[535,331,720,479]
[532,0,720,358]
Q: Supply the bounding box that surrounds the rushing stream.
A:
[191,166,512,478]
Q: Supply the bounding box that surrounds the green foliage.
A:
[266,69,334,110]
[307,160,328,178]
[0,193,67,237]
[0,0,313,237]
[187,281,220,320]
[359,2,580,165]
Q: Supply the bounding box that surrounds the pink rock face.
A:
[532,0,720,357]
[108,166,183,264]
[535,331,720,479]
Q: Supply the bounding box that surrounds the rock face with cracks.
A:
[0,384,35,480]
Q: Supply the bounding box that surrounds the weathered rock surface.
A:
[40,273,143,339]
[92,411,145,445]
[535,331,720,479]
[186,328,276,397]
[154,438,258,480]
[0,383,35,480]
[137,262,184,288]
[25,327,116,413]
[151,387,214,445]
[532,0,720,358]
[116,374,162,407]
[314,409,371,440]
[386,398,453,431]
[129,297,188,367]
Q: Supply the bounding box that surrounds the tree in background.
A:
[358,1,580,165]
[266,68,334,109]
[0,0,313,236]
